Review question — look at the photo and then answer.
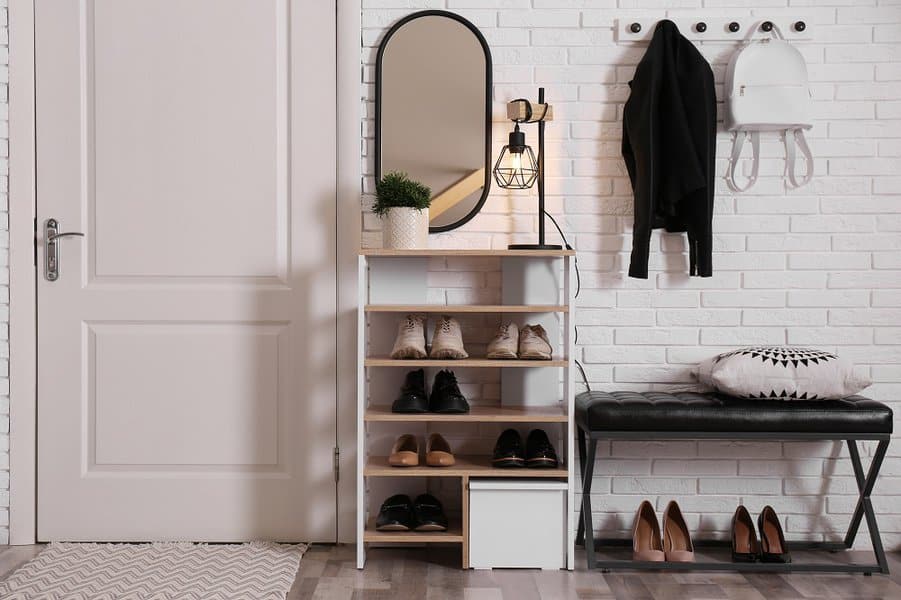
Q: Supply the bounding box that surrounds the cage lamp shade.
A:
[493,124,539,189]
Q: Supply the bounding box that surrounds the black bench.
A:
[576,391,894,574]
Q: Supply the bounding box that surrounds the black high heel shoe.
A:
[758,505,791,563]
[731,505,760,562]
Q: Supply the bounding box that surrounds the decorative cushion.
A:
[695,346,871,400]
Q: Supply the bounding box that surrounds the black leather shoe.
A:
[492,429,525,468]
[758,505,791,563]
[391,369,428,413]
[375,494,414,531]
[731,505,760,562]
[526,429,559,468]
[429,370,469,414]
[412,494,448,531]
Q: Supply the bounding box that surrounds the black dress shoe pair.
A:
[732,505,791,563]
[492,429,559,469]
[374,493,448,532]
[391,369,469,414]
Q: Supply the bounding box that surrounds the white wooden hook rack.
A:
[616,17,813,43]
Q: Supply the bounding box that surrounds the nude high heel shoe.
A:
[632,500,665,562]
[662,500,695,562]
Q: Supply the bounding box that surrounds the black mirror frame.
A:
[375,10,493,234]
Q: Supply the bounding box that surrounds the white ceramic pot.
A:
[382,207,429,249]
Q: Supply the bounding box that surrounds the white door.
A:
[35,0,338,542]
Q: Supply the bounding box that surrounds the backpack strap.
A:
[727,130,760,192]
[785,128,813,188]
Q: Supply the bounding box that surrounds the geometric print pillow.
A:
[695,346,872,400]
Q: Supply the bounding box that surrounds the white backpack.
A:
[724,24,813,192]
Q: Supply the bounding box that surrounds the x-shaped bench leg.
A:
[576,427,588,547]
[844,439,890,574]
[577,429,598,569]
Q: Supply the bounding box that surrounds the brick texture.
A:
[362,0,901,549]
[0,1,8,546]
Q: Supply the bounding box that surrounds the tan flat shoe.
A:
[426,433,455,467]
[662,500,695,562]
[632,500,665,562]
[388,434,419,467]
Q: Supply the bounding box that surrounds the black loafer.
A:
[526,429,559,468]
[391,369,428,413]
[375,494,414,531]
[429,370,469,414]
[492,428,525,468]
[412,494,448,531]
[759,505,791,563]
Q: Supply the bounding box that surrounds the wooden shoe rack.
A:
[356,249,576,569]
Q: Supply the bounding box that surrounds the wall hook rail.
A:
[616,17,813,42]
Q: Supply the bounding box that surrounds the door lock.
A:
[45,218,84,281]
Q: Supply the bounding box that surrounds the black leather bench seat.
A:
[576,391,893,435]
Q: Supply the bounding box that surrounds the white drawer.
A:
[469,479,567,569]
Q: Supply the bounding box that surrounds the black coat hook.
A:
[728,21,741,33]
[761,21,773,32]
[794,20,806,32]
[629,22,642,34]
[696,22,707,33]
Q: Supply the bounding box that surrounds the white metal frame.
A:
[7,0,362,545]
[336,0,362,545]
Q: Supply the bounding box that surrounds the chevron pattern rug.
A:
[0,541,307,600]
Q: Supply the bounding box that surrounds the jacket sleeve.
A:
[625,35,662,280]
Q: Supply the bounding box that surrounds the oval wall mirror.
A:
[376,11,492,233]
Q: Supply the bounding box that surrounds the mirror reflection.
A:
[376,12,492,232]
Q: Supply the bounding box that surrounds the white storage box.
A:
[469,479,568,569]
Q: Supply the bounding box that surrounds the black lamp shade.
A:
[493,127,539,189]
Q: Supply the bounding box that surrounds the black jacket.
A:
[622,20,716,278]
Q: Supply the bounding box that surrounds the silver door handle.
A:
[45,218,84,281]
[48,231,85,242]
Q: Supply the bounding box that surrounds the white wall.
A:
[362,1,901,548]
[0,1,9,546]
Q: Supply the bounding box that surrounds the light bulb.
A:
[510,151,522,173]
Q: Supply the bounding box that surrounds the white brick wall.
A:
[0,1,9,546]
[362,1,901,548]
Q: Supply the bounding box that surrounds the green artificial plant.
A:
[373,171,432,217]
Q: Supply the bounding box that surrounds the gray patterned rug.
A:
[0,541,307,599]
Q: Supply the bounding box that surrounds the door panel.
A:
[90,1,287,281]
[36,0,337,542]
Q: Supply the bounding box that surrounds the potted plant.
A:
[374,171,432,249]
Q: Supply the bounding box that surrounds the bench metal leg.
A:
[844,439,890,574]
[576,427,588,547]
[579,434,598,569]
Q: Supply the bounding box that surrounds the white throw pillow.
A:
[695,346,871,400]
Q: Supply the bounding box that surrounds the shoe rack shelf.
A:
[364,357,568,368]
[365,455,569,478]
[357,249,576,570]
[363,519,465,543]
[365,405,568,423]
[365,304,569,313]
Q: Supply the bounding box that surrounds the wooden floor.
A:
[3,544,901,599]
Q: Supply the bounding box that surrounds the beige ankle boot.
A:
[390,314,427,359]
[429,316,468,359]
[486,322,519,359]
[519,324,552,360]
